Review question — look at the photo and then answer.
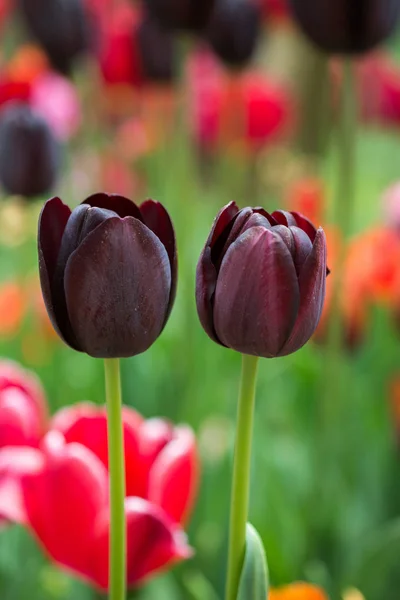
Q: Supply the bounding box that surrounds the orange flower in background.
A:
[285,177,325,226]
[0,281,26,338]
[269,582,328,600]
[6,45,49,84]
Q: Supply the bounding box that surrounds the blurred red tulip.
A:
[187,49,293,153]
[99,3,143,87]
[262,0,290,23]
[18,404,197,590]
[358,52,400,127]
[52,403,199,525]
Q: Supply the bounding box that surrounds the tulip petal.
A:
[0,360,48,443]
[64,216,171,358]
[22,438,108,579]
[291,211,317,243]
[52,402,143,497]
[83,193,143,221]
[90,497,192,590]
[136,418,173,497]
[279,228,327,356]
[140,200,177,319]
[214,226,300,357]
[289,226,313,275]
[196,203,240,344]
[0,388,42,447]
[207,201,240,251]
[271,210,297,227]
[0,446,44,524]
[148,426,199,525]
[38,197,75,347]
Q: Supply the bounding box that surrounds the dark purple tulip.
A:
[137,15,176,83]
[38,194,177,358]
[289,0,400,55]
[196,203,327,358]
[205,0,261,67]
[0,103,60,198]
[18,0,91,74]
[143,0,215,32]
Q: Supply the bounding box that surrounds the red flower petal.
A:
[22,433,108,580]
[148,426,199,525]
[90,497,192,590]
[52,403,143,497]
[0,446,44,524]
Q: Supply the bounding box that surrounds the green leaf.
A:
[237,523,269,600]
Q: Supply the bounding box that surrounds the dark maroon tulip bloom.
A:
[0,103,60,198]
[289,0,400,55]
[143,0,215,32]
[137,15,176,83]
[196,203,327,358]
[38,194,177,358]
[205,0,261,67]
[18,0,91,74]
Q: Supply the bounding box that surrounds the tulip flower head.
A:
[18,0,92,74]
[0,102,60,198]
[38,193,177,358]
[269,582,329,599]
[143,0,215,32]
[289,0,400,55]
[196,203,327,357]
[205,0,261,67]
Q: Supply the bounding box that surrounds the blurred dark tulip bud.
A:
[0,103,60,198]
[205,0,261,67]
[18,0,92,74]
[289,0,400,55]
[38,194,177,358]
[143,0,215,32]
[196,203,327,357]
[137,15,176,82]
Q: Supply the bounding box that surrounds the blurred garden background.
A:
[0,1,399,599]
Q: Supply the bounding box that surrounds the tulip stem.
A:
[225,354,259,600]
[104,358,126,600]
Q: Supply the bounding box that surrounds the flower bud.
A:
[289,0,400,55]
[196,203,327,357]
[143,0,215,32]
[38,194,177,358]
[0,103,60,198]
[205,0,261,67]
[18,0,92,74]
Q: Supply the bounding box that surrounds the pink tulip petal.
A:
[0,446,44,524]
[148,426,199,525]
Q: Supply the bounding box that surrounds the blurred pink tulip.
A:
[0,361,48,525]
[0,361,47,448]
[31,72,82,140]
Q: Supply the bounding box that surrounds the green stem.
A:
[104,359,126,600]
[225,354,259,600]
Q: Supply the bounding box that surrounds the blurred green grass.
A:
[0,124,399,600]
